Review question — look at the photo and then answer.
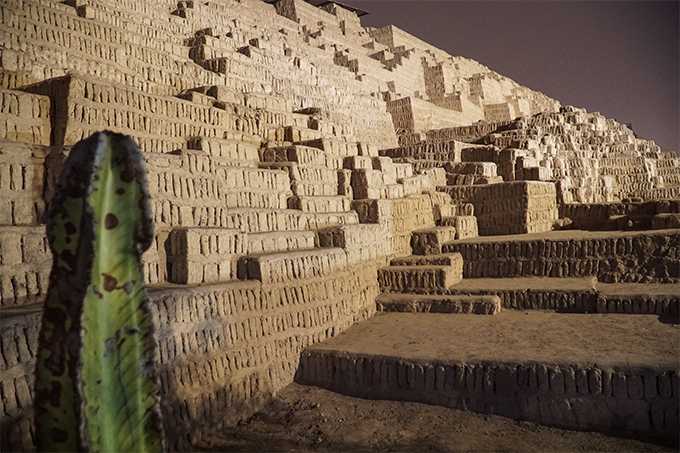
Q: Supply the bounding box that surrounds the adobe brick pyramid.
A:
[1,0,678,450]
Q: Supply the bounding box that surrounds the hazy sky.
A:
[348,0,679,153]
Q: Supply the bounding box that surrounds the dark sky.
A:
[348,0,679,154]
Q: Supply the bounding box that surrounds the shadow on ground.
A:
[194,383,678,452]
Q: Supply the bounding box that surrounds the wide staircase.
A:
[297,226,680,440]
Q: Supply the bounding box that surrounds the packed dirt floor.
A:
[305,311,679,368]
[196,382,678,452]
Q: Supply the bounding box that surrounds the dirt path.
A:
[196,382,677,452]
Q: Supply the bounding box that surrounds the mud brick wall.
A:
[380,139,461,162]
[385,97,416,133]
[21,74,230,152]
[443,230,680,283]
[596,294,678,317]
[425,122,512,143]
[452,287,676,315]
[166,227,246,284]
[655,157,680,186]
[21,74,317,153]
[439,181,558,236]
[387,96,478,135]
[640,186,680,201]
[2,0,214,97]
[352,194,436,258]
[0,90,50,146]
[0,226,50,308]
[317,223,393,266]
[0,312,41,452]
[560,200,680,231]
[0,142,48,226]
[297,352,680,439]
[0,263,381,452]
[0,141,62,308]
[145,150,292,228]
[448,287,598,313]
[474,108,680,204]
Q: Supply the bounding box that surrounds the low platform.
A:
[375,293,501,314]
[297,311,679,438]
[446,277,679,314]
[442,228,680,283]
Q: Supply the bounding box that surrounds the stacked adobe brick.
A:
[1,0,678,450]
[0,0,462,450]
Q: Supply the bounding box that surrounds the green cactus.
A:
[34,131,164,452]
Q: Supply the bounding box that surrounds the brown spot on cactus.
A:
[102,273,118,292]
[105,213,119,229]
[120,160,136,182]
[64,222,77,235]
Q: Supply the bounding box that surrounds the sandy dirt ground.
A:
[195,382,678,452]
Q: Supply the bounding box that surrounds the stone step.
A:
[652,213,680,230]
[390,252,463,268]
[219,165,291,191]
[284,126,324,143]
[222,208,358,234]
[305,211,360,229]
[260,145,343,169]
[237,247,347,284]
[223,189,289,210]
[349,168,388,200]
[439,215,479,239]
[447,277,599,312]
[245,230,318,254]
[399,174,434,196]
[442,229,680,284]
[186,137,259,165]
[443,277,679,316]
[445,175,504,186]
[438,181,558,237]
[297,138,359,157]
[296,312,679,439]
[259,163,340,196]
[375,293,501,315]
[410,226,458,255]
[290,181,339,197]
[444,161,498,177]
[288,195,351,213]
[434,202,472,222]
[377,265,462,293]
[595,283,679,316]
[260,162,339,183]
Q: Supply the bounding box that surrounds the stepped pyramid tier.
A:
[0,0,678,451]
[381,105,680,235]
[472,107,680,204]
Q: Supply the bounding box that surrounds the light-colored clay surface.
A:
[309,311,680,369]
